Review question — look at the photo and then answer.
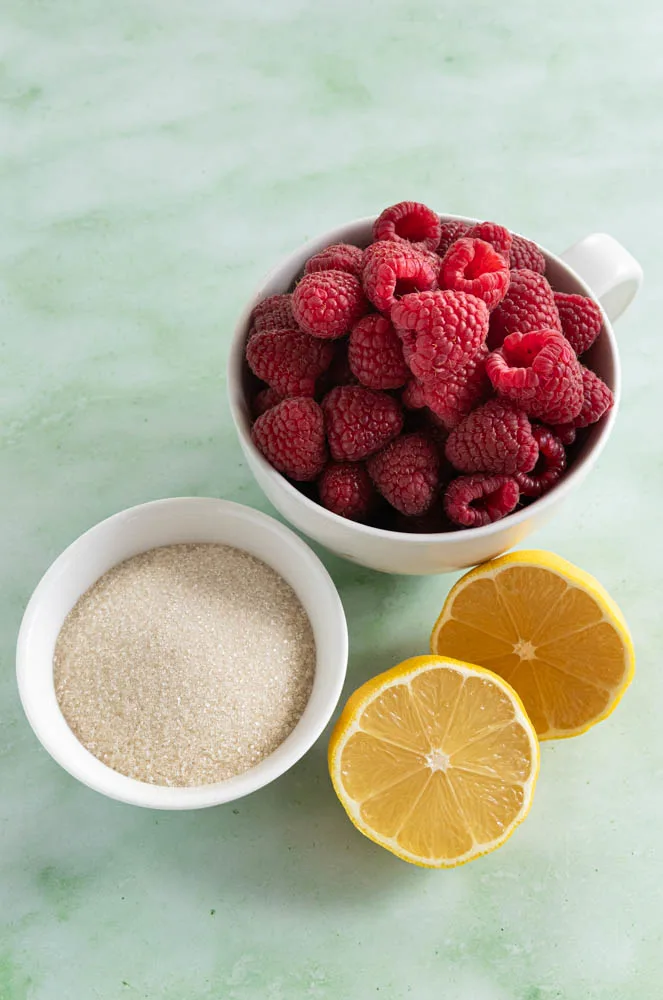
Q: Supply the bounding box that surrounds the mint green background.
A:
[2,1,661,997]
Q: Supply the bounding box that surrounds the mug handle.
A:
[560,233,643,323]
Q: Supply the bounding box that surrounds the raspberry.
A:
[322,385,403,462]
[293,270,368,340]
[348,314,409,390]
[465,222,512,262]
[318,462,375,520]
[252,397,327,481]
[514,426,566,497]
[252,386,283,419]
[552,424,577,446]
[362,241,438,314]
[246,329,334,397]
[437,220,470,256]
[553,366,614,436]
[372,201,442,252]
[554,292,603,356]
[486,329,583,425]
[445,399,538,475]
[440,238,511,310]
[304,243,364,278]
[509,234,546,274]
[367,433,440,516]
[251,294,295,335]
[401,378,426,410]
[444,474,520,528]
[391,290,489,377]
[416,347,490,430]
[488,269,561,349]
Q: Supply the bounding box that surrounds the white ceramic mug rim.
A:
[227,214,620,545]
[16,497,349,809]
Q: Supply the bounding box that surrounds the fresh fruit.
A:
[444,473,520,527]
[372,201,442,251]
[245,205,615,537]
[445,399,539,475]
[514,426,566,497]
[486,329,583,425]
[488,269,562,349]
[465,221,512,262]
[509,235,546,274]
[554,366,614,434]
[251,294,296,335]
[246,329,334,397]
[362,241,438,314]
[304,243,364,277]
[440,238,511,310]
[348,314,410,390]
[367,433,440,516]
[431,551,635,739]
[437,220,469,256]
[328,654,539,867]
[391,290,489,377]
[414,347,490,430]
[293,270,368,339]
[252,397,327,481]
[252,386,283,419]
[322,385,403,462]
[318,462,375,520]
[554,292,603,356]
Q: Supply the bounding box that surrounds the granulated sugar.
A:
[54,544,315,786]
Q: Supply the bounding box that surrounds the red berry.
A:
[488,269,562,349]
[251,294,295,335]
[416,347,491,430]
[252,386,283,419]
[440,238,511,311]
[391,290,490,377]
[293,270,368,340]
[486,329,583,425]
[373,201,442,252]
[252,398,327,481]
[554,366,614,436]
[445,399,539,475]
[554,292,603,356]
[318,462,375,520]
[362,241,438,314]
[322,385,403,462]
[367,433,440,516]
[444,474,520,528]
[437,221,470,256]
[348,314,409,390]
[401,378,427,410]
[246,329,334,397]
[552,424,577,446]
[305,243,364,278]
[509,234,546,274]
[465,222,512,262]
[514,426,566,497]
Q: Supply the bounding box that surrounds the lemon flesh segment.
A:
[328,656,539,869]
[431,550,635,740]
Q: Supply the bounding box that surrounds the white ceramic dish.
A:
[228,215,642,575]
[16,497,348,809]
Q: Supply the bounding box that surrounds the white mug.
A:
[227,217,642,575]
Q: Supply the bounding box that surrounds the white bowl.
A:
[16,497,348,809]
[228,215,642,575]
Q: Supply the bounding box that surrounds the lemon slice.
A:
[431,550,635,741]
[328,655,539,868]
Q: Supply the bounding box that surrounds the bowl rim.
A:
[16,496,348,809]
[228,213,620,544]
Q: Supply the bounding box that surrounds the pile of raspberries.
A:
[245,201,613,530]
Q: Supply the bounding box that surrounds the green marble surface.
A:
[2,1,662,997]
